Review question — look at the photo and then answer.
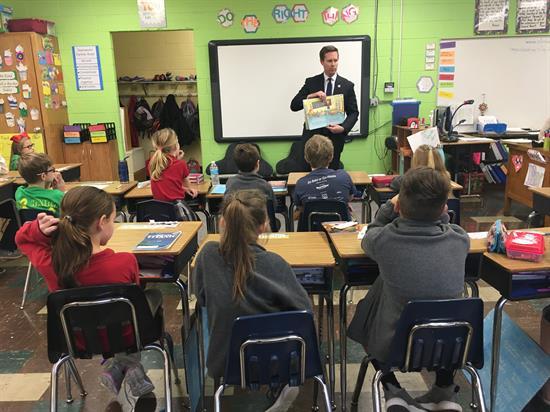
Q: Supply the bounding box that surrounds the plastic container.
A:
[8,18,55,35]
[118,159,129,183]
[372,175,397,188]
[391,99,420,126]
[210,161,220,186]
[505,231,546,262]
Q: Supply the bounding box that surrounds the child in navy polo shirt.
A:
[293,134,356,219]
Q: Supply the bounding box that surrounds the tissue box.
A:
[0,5,12,32]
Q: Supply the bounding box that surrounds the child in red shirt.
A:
[16,186,160,406]
[148,128,198,201]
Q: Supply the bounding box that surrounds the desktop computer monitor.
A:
[433,106,452,137]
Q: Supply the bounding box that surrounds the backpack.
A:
[182,99,200,140]
[173,200,200,221]
[134,98,154,137]
[151,98,164,132]
[160,94,193,146]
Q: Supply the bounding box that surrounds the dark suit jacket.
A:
[290,73,359,137]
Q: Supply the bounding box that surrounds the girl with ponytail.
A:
[16,186,161,402]
[192,189,312,387]
[148,128,197,201]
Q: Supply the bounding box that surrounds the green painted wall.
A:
[8,0,533,173]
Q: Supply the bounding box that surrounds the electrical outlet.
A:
[384,82,394,93]
[370,97,379,107]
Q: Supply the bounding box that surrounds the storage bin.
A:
[505,231,545,262]
[8,18,55,35]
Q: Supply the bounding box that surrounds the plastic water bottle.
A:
[210,161,220,186]
[118,158,129,183]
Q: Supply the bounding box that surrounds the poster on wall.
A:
[137,0,166,28]
[517,0,550,33]
[72,46,103,91]
[474,0,509,34]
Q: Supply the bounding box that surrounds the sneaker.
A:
[0,249,22,259]
[265,384,299,412]
[124,364,155,397]
[415,384,462,411]
[99,359,126,395]
[384,383,425,412]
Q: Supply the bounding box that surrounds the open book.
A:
[303,94,345,130]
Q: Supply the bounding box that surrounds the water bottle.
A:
[118,158,129,183]
[210,161,220,186]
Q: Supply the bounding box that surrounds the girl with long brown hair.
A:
[16,186,161,404]
[192,189,311,408]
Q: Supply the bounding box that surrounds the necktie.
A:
[326,77,333,96]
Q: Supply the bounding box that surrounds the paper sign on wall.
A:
[137,0,166,28]
[72,46,103,91]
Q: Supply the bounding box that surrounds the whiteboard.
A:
[437,36,550,131]
[209,36,370,142]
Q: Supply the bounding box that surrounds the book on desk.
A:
[134,231,182,250]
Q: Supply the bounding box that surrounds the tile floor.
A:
[0,185,548,411]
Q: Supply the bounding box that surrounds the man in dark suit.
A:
[290,45,359,170]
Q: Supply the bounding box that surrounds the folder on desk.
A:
[210,184,226,195]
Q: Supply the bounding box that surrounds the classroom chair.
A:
[297,199,351,232]
[447,197,461,225]
[205,142,274,179]
[47,284,175,412]
[19,208,54,309]
[266,200,281,232]
[214,311,332,412]
[351,298,486,412]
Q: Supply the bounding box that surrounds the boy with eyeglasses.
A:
[15,153,65,216]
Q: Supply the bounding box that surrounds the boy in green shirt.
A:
[15,153,65,216]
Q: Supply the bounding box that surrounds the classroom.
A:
[0,1,548,411]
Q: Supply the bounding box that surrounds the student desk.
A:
[124,181,212,228]
[530,187,550,226]
[194,232,338,405]
[479,230,550,412]
[322,223,486,410]
[8,162,82,185]
[363,180,464,223]
[64,181,137,220]
[0,177,15,202]
[110,221,203,334]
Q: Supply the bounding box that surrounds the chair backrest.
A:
[136,199,178,222]
[297,199,351,232]
[223,311,323,389]
[46,284,162,364]
[19,208,55,224]
[0,199,21,251]
[386,298,484,373]
[446,198,460,225]
[206,142,273,179]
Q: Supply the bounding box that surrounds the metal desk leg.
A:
[339,284,351,411]
[490,296,508,412]
[326,293,336,409]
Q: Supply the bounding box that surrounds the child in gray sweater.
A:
[348,167,469,412]
[192,189,312,410]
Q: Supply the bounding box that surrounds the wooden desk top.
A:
[206,188,289,199]
[529,187,550,199]
[442,139,495,146]
[196,233,335,267]
[109,221,202,255]
[323,223,487,259]
[64,181,137,196]
[372,180,463,192]
[287,171,371,187]
[0,176,15,188]
[124,181,211,199]
[8,163,82,185]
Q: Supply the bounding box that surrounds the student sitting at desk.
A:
[293,134,356,219]
[348,167,469,412]
[148,128,198,201]
[9,132,35,171]
[15,153,66,216]
[16,186,160,408]
[192,189,311,410]
[225,143,276,212]
[390,144,450,193]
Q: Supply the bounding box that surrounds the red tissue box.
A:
[505,231,546,262]
[372,175,397,188]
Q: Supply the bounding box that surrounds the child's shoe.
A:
[99,358,126,395]
[384,383,425,411]
[415,384,462,411]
